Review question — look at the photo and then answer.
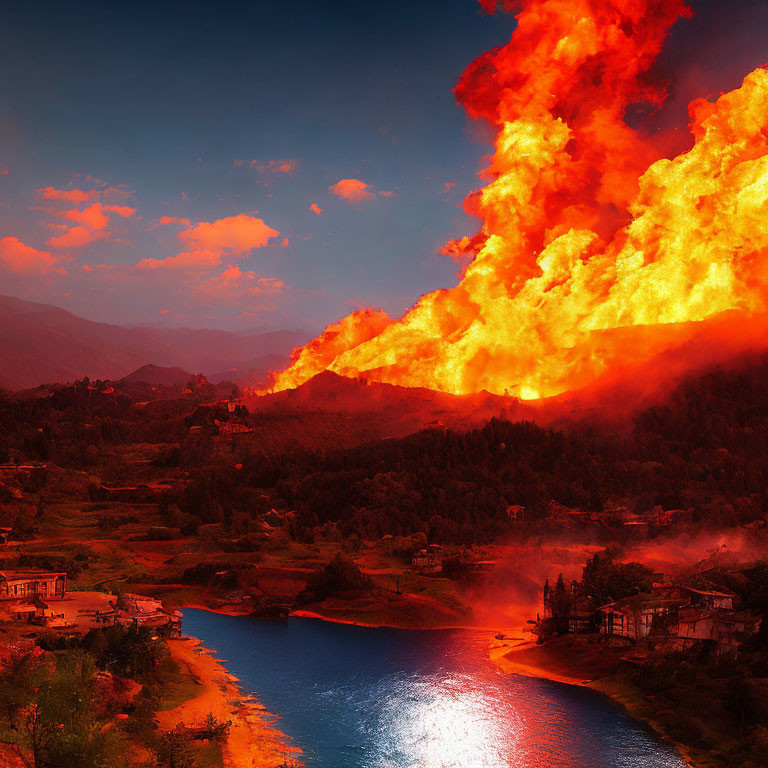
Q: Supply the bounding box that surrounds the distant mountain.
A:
[120,364,195,387]
[241,370,528,450]
[206,352,291,387]
[0,294,308,390]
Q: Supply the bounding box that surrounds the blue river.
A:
[182,609,686,768]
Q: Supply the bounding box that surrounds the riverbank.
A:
[488,633,738,768]
[158,635,303,768]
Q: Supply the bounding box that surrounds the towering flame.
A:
[272,0,768,400]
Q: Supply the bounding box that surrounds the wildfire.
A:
[271,0,768,399]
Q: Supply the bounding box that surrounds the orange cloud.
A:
[0,236,66,275]
[36,186,99,204]
[60,203,109,230]
[328,178,375,203]
[378,190,396,198]
[247,158,299,176]
[310,203,323,215]
[135,249,220,271]
[179,214,279,254]
[282,238,290,248]
[46,202,135,249]
[153,215,191,228]
[103,204,136,217]
[136,213,279,271]
[194,264,286,307]
[35,185,133,204]
[47,225,106,249]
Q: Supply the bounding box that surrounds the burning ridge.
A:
[268,0,768,400]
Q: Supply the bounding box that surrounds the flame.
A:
[271,0,768,399]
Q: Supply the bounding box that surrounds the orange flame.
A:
[271,0,768,399]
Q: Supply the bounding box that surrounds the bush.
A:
[297,553,373,604]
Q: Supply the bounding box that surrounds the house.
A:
[411,547,443,574]
[651,606,762,658]
[0,595,49,622]
[596,593,687,641]
[597,582,758,657]
[116,593,182,636]
[653,584,735,610]
[0,571,67,601]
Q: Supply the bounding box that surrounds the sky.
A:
[0,0,515,332]
[1,0,767,334]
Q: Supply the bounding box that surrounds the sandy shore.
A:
[157,636,303,768]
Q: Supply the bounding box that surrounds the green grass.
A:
[194,741,224,768]
[155,668,205,712]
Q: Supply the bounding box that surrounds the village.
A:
[0,568,181,635]
[540,556,763,662]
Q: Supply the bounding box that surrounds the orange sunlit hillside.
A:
[270,0,768,399]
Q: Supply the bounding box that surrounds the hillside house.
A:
[597,583,758,657]
[651,606,762,658]
[0,570,67,601]
[596,593,687,640]
[412,545,443,573]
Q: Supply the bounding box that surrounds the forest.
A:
[2,353,768,546]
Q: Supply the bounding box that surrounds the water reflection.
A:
[368,671,520,768]
[181,610,687,768]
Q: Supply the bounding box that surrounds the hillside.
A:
[0,294,308,390]
[121,364,194,387]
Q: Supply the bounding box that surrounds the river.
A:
[182,609,686,768]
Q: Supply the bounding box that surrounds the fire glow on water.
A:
[268,0,768,400]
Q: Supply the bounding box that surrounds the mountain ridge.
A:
[0,294,307,390]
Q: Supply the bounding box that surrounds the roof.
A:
[597,593,687,614]
[0,571,67,581]
[682,586,736,599]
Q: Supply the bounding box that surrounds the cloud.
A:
[47,225,107,249]
[153,215,191,228]
[60,203,109,230]
[36,186,100,204]
[378,190,397,198]
[35,185,133,204]
[103,204,136,218]
[0,236,66,275]
[282,238,290,248]
[136,213,279,271]
[47,202,136,249]
[310,203,323,215]
[328,178,375,203]
[243,158,300,176]
[135,249,220,271]
[179,214,279,253]
[194,264,286,307]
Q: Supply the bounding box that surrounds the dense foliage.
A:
[4,354,768,545]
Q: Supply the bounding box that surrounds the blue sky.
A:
[0,0,515,331]
[1,0,767,333]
